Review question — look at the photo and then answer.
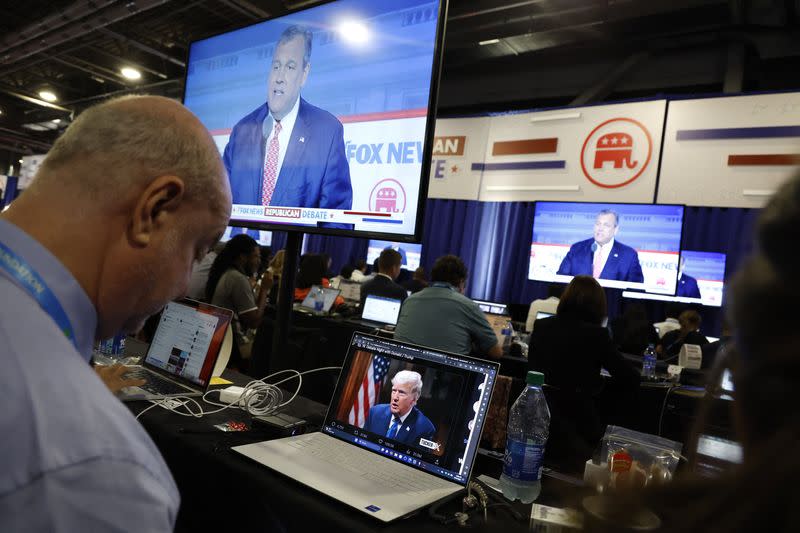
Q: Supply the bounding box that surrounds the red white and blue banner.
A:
[658,93,800,208]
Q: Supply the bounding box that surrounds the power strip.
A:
[219,385,246,405]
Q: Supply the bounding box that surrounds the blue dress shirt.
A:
[0,219,179,531]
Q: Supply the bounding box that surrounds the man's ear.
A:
[129,175,186,246]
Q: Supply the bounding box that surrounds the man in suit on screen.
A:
[223,25,352,227]
[557,209,644,283]
[676,256,702,298]
[364,370,435,446]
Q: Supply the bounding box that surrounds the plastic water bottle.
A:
[311,286,325,312]
[502,321,514,350]
[500,371,550,504]
[642,344,656,379]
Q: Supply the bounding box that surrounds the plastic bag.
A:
[599,425,683,489]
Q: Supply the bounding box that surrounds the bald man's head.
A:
[13,95,232,339]
[33,95,229,213]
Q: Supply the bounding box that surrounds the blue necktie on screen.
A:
[387,416,401,439]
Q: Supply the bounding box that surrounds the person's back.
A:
[394,255,501,358]
[530,315,638,396]
[395,284,496,355]
[359,248,407,309]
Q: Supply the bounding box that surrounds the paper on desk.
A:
[210,376,233,385]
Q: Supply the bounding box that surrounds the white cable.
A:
[135,366,342,420]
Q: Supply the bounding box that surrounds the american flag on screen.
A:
[348,354,390,427]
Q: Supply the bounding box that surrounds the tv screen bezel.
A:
[181,0,449,243]
[529,199,687,294]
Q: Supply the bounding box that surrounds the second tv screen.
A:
[529,202,685,293]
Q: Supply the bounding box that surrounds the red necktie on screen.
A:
[592,246,603,278]
[261,120,282,206]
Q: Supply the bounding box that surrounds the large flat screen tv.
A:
[529,201,685,293]
[623,250,727,307]
[183,0,446,241]
[366,239,422,271]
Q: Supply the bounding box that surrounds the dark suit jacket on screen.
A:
[676,273,701,298]
[364,405,435,445]
[223,99,352,227]
[557,238,644,283]
[359,274,408,310]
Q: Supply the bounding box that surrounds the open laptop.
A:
[535,311,554,320]
[295,285,340,315]
[337,279,362,304]
[119,299,232,401]
[484,312,511,346]
[473,299,508,315]
[358,294,402,328]
[233,333,500,522]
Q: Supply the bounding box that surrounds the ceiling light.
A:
[338,21,369,44]
[18,159,23,164]
[479,38,500,46]
[38,90,57,102]
[121,67,142,80]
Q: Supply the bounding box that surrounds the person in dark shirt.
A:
[359,248,407,309]
[402,266,429,294]
[528,275,638,472]
[657,309,708,359]
[611,302,659,355]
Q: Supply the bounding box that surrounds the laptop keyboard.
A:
[287,434,452,494]
[125,369,192,396]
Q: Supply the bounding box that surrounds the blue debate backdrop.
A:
[185,0,438,129]
[267,201,759,336]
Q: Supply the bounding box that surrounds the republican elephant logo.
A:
[580,117,653,189]
[593,132,637,169]
[374,187,399,213]
[369,179,407,214]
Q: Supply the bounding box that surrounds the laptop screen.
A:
[362,295,401,325]
[144,299,232,387]
[694,434,742,477]
[484,312,510,346]
[338,280,361,303]
[473,299,507,315]
[536,311,554,320]
[326,333,499,486]
[300,286,340,313]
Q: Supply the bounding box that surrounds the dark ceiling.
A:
[0,0,798,173]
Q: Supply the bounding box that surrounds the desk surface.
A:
[130,370,573,532]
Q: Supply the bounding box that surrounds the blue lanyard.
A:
[0,240,77,350]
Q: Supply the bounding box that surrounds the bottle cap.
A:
[526,371,544,386]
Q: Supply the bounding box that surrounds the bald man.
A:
[0,96,232,531]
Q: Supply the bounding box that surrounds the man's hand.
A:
[95,364,146,394]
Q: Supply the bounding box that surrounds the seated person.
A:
[611,302,659,355]
[293,254,344,308]
[207,234,273,360]
[330,264,355,288]
[525,283,563,333]
[657,309,709,359]
[394,255,502,359]
[359,248,408,309]
[403,267,429,294]
[350,259,368,282]
[653,302,683,339]
[528,275,639,473]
